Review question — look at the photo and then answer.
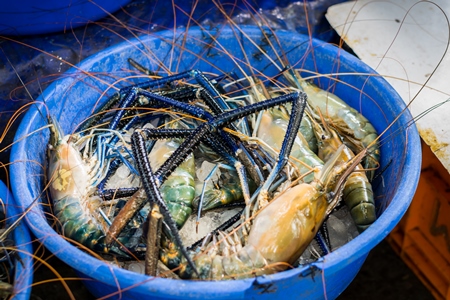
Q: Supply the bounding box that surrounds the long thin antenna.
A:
[0,47,50,241]
[1,47,47,121]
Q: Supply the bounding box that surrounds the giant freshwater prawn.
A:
[0,0,448,298]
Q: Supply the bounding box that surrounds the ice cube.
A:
[126,261,145,274]
[333,206,359,240]
[179,208,242,247]
[196,161,219,182]
[327,214,348,251]
[116,163,130,179]
[296,240,321,266]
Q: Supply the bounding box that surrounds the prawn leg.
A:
[130,130,199,276]
[108,91,303,275]
[104,126,250,236]
[286,71,380,180]
[145,204,163,276]
[179,144,366,280]
[253,91,307,209]
[312,116,376,232]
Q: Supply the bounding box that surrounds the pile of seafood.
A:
[47,62,379,280]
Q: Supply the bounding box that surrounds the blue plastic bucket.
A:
[0,0,131,35]
[10,26,421,299]
[0,180,33,299]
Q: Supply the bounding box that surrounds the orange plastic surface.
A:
[387,140,450,300]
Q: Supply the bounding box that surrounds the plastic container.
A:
[0,0,131,36]
[0,180,33,299]
[10,26,421,299]
[387,140,450,300]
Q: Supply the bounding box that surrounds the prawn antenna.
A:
[1,47,47,121]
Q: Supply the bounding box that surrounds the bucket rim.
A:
[0,0,132,36]
[9,25,421,297]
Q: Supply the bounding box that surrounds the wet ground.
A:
[28,238,433,300]
[340,240,433,300]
